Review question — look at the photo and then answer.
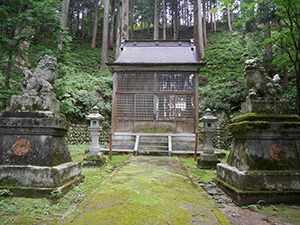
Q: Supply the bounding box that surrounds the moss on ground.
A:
[0,145,129,225]
[63,156,229,225]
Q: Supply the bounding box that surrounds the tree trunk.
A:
[115,4,121,58]
[61,0,70,28]
[140,9,143,32]
[264,20,273,60]
[109,0,116,50]
[173,0,178,40]
[91,0,101,50]
[203,0,207,47]
[121,0,129,40]
[213,2,217,32]
[196,0,204,59]
[58,0,70,51]
[130,0,135,39]
[227,6,232,31]
[162,0,166,40]
[81,10,85,39]
[193,1,201,60]
[154,0,159,40]
[100,0,110,71]
[283,65,288,90]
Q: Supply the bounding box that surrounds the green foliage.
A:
[0,0,70,111]
[50,189,62,199]
[242,200,266,211]
[0,189,13,196]
[199,31,248,114]
[55,43,113,123]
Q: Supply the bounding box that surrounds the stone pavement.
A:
[63,156,229,225]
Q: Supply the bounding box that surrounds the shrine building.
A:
[106,39,205,155]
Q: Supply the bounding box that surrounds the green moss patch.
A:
[228,121,271,133]
[234,113,300,123]
[63,156,228,224]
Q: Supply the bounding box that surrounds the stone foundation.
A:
[216,113,300,205]
[0,111,72,166]
[0,162,83,198]
[216,164,300,205]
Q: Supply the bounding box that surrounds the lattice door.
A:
[114,71,196,133]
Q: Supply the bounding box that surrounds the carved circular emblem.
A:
[12,139,30,156]
[268,144,286,161]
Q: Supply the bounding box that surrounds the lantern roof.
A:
[200,109,218,122]
[86,106,104,121]
[106,39,206,70]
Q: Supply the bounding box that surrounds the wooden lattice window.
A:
[115,71,195,121]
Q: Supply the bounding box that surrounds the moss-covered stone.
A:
[233,113,300,123]
[228,121,270,133]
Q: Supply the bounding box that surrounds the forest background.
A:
[0,0,299,136]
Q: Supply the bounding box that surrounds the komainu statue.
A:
[21,55,57,95]
[244,58,282,100]
[10,55,60,112]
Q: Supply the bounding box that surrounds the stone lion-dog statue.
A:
[244,58,282,100]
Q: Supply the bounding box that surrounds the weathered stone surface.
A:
[216,164,300,205]
[244,58,282,100]
[216,59,300,205]
[83,152,106,167]
[227,116,300,171]
[0,161,81,188]
[241,99,290,114]
[10,55,60,113]
[0,111,71,166]
[197,153,220,169]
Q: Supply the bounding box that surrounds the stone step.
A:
[138,145,168,150]
[137,150,169,156]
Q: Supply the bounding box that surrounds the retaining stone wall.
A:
[66,124,110,145]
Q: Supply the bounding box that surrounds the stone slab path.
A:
[63,156,229,225]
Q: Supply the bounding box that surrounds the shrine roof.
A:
[106,40,205,70]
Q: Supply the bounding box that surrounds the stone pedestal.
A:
[216,113,300,205]
[198,153,220,169]
[83,152,106,167]
[0,111,72,166]
[0,111,83,197]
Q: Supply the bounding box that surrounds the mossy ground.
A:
[62,156,228,225]
[0,145,129,225]
[1,146,300,224]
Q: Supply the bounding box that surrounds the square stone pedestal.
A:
[83,152,106,167]
[0,162,84,198]
[197,153,220,169]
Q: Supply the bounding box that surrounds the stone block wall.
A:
[66,124,110,145]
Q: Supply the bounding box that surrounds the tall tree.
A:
[91,0,101,50]
[173,0,179,39]
[162,0,167,40]
[154,0,160,39]
[101,0,110,70]
[130,0,135,39]
[203,0,207,47]
[109,0,116,50]
[195,0,205,59]
[115,3,122,57]
[58,0,70,51]
[121,0,129,40]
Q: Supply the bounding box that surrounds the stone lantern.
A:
[197,109,220,169]
[83,106,106,167]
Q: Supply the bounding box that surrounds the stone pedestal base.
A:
[0,162,83,198]
[83,152,106,167]
[241,99,290,114]
[0,111,71,166]
[197,153,220,169]
[216,113,300,205]
[216,163,300,205]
